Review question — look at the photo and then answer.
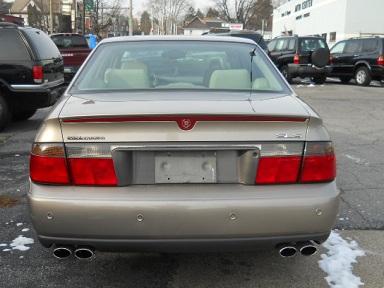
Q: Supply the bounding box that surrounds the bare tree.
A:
[91,0,122,36]
[215,0,272,29]
[147,0,190,35]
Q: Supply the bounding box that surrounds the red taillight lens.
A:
[30,144,69,184]
[256,156,302,184]
[68,158,117,186]
[32,65,43,83]
[255,142,336,185]
[300,142,336,183]
[293,54,300,64]
[30,143,118,186]
[377,55,384,66]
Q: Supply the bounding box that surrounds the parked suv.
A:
[268,36,330,84]
[0,23,64,131]
[50,33,91,83]
[330,37,384,86]
[206,30,268,52]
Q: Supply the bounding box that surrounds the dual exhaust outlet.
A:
[53,245,95,260]
[53,242,317,259]
[277,241,318,258]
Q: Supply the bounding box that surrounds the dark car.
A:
[268,36,330,84]
[50,33,91,83]
[330,37,384,86]
[0,23,64,131]
[205,30,268,52]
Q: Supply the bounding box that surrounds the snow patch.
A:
[0,243,7,247]
[16,223,23,227]
[307,83,316,88]
[2,249,11,252]
[344,154,369,166]
[319,231,365,288]
[10,236,34,251]
[21,228,30,232]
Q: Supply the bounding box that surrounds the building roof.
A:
[10,0,60,14]
[184,16,225,30]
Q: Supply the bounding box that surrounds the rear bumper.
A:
[371,65,384,80]
[28,182,339,251]
[9,79,66,109]
[288,64,330,78]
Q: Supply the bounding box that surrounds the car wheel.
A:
[281,66,293,84]
[312,75,326,84]
[355,66,371,86]
[339,76,352,84]
[12,109,37,121]
[0,94,11,131]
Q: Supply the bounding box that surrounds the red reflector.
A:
[378,55,384,66]
[30,154,69,184]
[293,54,300,64]
[255,156,301,184]
[32,66,43,83]
[300,154,336,183]
[69,158,117,186]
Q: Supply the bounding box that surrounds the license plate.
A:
[155,151,217,183]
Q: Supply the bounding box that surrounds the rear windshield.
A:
[22,28,61,60]
[299,38,327,52]
[51,35,89,49]
[71,41,288,94]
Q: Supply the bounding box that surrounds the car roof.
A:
[100,35,256,45]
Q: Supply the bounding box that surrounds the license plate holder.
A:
[155,151,217,183]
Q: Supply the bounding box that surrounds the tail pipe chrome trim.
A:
[53,246,73,259]
[298,241,318,256]
[74,246,95,260]
[277,244,297,258]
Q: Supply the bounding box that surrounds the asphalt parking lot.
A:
[0,81,383,288]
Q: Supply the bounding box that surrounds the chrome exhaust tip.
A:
[53,246,73,259]
[299,244,318,256]
[74,247,95,260]
[277,245,297,258]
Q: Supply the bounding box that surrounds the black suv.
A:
[0,23,64,131]
[330,37,384,86]
[267,36,330,84]
[206,30,268,52]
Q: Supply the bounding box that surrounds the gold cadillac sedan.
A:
[28,36,339,260]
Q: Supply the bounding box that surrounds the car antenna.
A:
[249,48,257,95]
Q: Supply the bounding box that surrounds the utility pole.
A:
[82,0,85,34]
[49,0,53,34]
[128,0,133,36]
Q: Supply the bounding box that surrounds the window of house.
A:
[295,4,301,12]
[296,15,302,20]
[304,13,310,18]
[330,32,336,42]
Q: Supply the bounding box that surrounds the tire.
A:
[354,66,371,86]
[0,94,10,132]
[311,48,330,68]
[281,66,293,84]
[312,75,326,84]
[12,109,37,121]
[339,76,352,84]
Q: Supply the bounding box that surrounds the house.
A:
[183,17,227,36]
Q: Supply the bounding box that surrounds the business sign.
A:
[221,23,244,31]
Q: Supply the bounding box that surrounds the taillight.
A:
[300,142,336,183]
[293,54,300,64]
[255,141,336,185]
[255,143,303,184]
[30,143,117,186]
[329,55,333,65]
[378,55,384,66]
[32,65,43,84]
[30,144,70,184]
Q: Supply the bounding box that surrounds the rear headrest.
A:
[209,69,251,90]
[105,69,151,89]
